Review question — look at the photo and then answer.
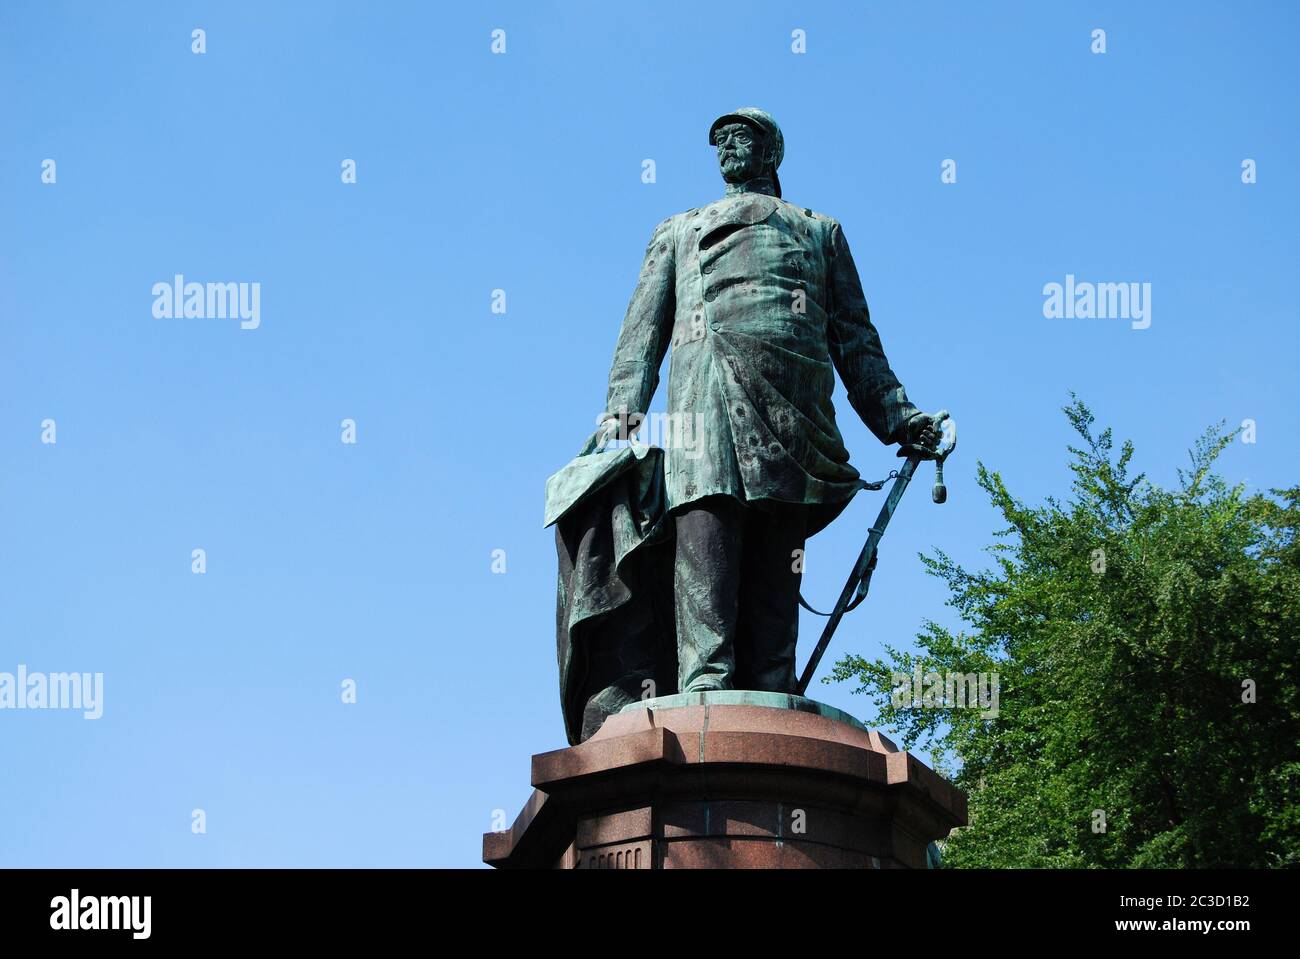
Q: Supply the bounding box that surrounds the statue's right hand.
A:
[578,417,619,457]
[579,414,640,456]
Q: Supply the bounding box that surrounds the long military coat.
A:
[604,189,919,535]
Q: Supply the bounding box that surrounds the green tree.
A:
[831,399,1300,867]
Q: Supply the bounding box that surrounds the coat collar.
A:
[723,176,778,198]
[697,192,779,230]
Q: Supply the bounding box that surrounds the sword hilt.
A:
[896,410,956,505]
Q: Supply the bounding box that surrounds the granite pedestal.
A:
[483,692,966,869]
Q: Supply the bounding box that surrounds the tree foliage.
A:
[831,398,1300,867]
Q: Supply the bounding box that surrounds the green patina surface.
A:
[618,689,869,733]
[550,107,948,745]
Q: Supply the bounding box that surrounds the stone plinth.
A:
[483,693,966,869]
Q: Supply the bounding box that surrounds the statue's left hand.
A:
[904,411,946,453]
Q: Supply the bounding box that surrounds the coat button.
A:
[702,263,714,274]
[704,290,717,302]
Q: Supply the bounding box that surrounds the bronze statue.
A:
[548,108,946,743]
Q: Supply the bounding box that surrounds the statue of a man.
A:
[595,107,943,698]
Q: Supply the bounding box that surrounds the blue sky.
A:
[1,1,1296,867]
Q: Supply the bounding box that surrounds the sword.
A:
[795,411,955,696]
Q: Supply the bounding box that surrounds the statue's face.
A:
[714,122,768,183]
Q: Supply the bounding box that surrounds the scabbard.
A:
[795,453,921,695]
